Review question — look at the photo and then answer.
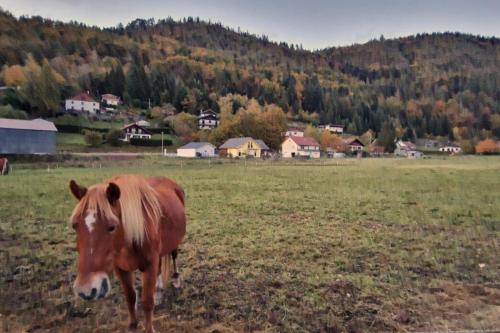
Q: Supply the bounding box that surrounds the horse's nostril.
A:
[78,292,94,301]
[90,288,97,298]
[98,279,109,298]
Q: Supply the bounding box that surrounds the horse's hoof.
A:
[128,321,139,331]
[154,289,163,306]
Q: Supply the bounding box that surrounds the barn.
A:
[0,118,58,154]
[177,142,216,158]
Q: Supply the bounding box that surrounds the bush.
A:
[106,129,123,146]
[0,105,28,119]
[129,138,172,147]
[55,124,109,133]
[83,130,102,147]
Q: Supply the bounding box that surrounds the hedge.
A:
[129,138,172,147]
[56,124,109,134]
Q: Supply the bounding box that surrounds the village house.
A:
[135,120,151,127]
[101,94,121,108]
[439,144,462,154]
[281,136,320,159]
[219,137,262,158]
[285,128,304,137]
[319,124,344,134]
[344,138,365,152]
[255,139,271,157]
[65,92,100,114]
[177,142,216,158]
[0,118,57,154]
[122,123,152,141]
[198,109,219,130]
[395,140,423,158]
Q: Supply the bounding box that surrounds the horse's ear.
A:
[69,180,87,200]
[106,182,120,205]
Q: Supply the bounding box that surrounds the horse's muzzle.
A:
[74,273,111,300]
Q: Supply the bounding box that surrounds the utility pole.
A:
[161,131,164,155]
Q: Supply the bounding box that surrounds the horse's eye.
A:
[107,225,116,233]
[72,223,78,231]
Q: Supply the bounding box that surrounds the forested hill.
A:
[1,8,500,140]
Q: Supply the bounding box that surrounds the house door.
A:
[291,152,295,157]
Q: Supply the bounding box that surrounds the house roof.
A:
[0,118,57,132]
[122,123,152,134]
[288,136,319,146]
[199,109,217,117]
[220,137,255,149]
[398,140,416,150]
[179,142,214,150]
[255,139,270,150]
[67,93,97,103]
[344,138,364,146]
[101,94,120,101]
[286,127,302,132]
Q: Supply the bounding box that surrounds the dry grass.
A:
[0,156,499,332]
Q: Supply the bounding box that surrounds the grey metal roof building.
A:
[219,137,254,149]
[179,142,215,149]
[255,139,270,150]
[0,118,58,154]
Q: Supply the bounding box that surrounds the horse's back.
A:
[147,176,186,254]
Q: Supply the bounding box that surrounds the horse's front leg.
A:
[141,257,159,333]
[115,268,138,330]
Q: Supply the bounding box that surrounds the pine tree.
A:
[378,120,397,152]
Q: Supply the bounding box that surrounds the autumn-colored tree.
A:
[460,140,475,154]
[3,65,26,87]
[260,104,287,150]
[475,139,498,154]
[169,112,197,142]
[304,124,320,142]
[20,58,63,116]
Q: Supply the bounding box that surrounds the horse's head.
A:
[69,180,121,301]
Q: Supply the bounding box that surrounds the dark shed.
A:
[0,118,58,154]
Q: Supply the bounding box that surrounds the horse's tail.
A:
[160,254,172,288]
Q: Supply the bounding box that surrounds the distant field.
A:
[0,157,499,332]
[56,132,181,152]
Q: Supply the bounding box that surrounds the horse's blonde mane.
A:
[109,175,162,245]
[70,175,162,245]
[70,184,118,225]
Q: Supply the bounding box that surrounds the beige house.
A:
[219,137,263,158]
[281,136,320,158]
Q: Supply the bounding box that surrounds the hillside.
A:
[1,8,499,142]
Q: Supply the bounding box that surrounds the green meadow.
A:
[0,157,499,332]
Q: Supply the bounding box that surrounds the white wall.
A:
[177,148,197,158]
[65,99,100,114]
[281,138,298,158]
[177,145,215,158]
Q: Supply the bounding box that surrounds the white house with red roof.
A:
[65,92,100,114]
[281,136,320,159]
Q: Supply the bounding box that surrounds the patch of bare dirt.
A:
[403,280,500,331]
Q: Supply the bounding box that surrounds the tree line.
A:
[0,9,499,147]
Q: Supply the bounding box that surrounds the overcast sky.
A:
[1,0,499,50]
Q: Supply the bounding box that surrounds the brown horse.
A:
[0,158,9,175]
[69,175,186,333]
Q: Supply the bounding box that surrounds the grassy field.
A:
[0,157,499,332]
[56,132,181,153]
